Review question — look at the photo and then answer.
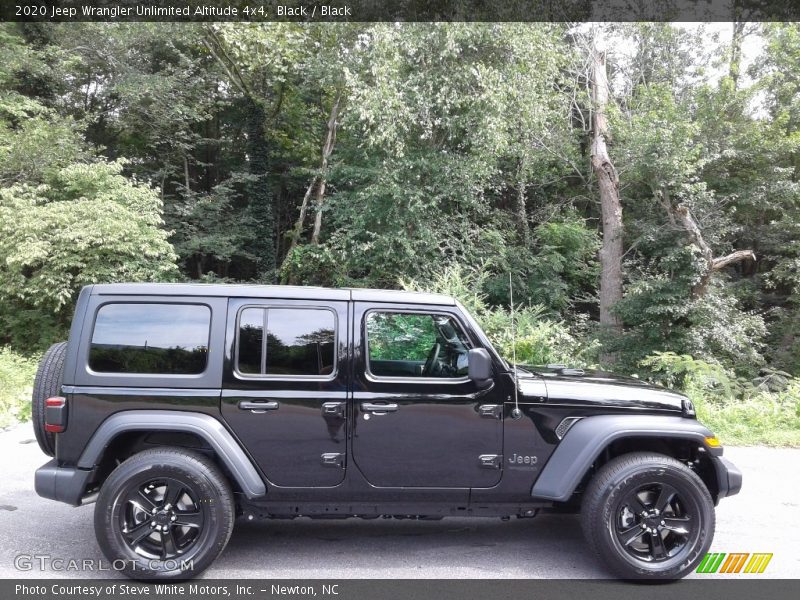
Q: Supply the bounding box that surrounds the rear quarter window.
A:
[89,303,211,375]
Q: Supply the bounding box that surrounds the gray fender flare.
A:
[531,414,716,502]
[79,410,266,499]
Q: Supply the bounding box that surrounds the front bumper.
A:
[35,459,93,507]
[713,455,742,501]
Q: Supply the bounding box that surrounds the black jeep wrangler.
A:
[32,283,741,580]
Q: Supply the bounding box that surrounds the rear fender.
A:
[78,410,266,499]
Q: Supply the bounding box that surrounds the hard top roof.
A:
[89,283,456,306]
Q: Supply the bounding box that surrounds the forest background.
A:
[1,21,799,444]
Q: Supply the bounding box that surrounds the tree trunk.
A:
[311,94,341,245]
[183,154,191,194]
[674,205,756,297]
[287,175,319,253]
[591,49,624,337]
[654,186,676,226]
[245,100,276,279]
[515,161,530,245]
[729,20,745,88]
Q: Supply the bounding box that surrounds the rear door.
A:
[351,303,504,488]
[221,298,349,487]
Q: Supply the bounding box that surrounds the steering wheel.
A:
[423,342,441,376]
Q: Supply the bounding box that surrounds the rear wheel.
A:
[94,448,235,580]
[580,451,715,579]
[31,341,67,456]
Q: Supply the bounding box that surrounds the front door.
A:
[221,298,349,487]
[352,303,504,488]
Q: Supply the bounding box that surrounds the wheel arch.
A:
[531,415,721,503]
[79,410,266,499]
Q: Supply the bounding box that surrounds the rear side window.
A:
[237,307,336,378]
[89,303,211,375]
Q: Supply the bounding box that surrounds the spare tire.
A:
[32,341,68,457]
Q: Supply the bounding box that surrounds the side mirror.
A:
[468,348,492,381]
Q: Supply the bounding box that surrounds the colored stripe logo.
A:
[696,553,773,574]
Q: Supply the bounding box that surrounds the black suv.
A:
[32,283,741,580]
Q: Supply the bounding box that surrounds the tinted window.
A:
[238,308,264,374]
[90,304,210,374]
[367,312,471,379]
[237,308,336,377]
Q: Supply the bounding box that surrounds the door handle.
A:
[238,400,279,412]
[361,402,398,413]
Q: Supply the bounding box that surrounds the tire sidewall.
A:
[592,460,714,579]
[31,342,67,457]
[95,453,231,580]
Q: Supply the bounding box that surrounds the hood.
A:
[515,365,687,413]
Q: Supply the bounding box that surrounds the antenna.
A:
[509,273,521,419]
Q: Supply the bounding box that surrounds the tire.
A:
[94,447,235,580]
[31,341,67,457]
[580,451,715,580]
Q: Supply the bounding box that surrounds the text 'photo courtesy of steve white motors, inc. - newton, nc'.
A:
[15,583,338,597]
[16,3,353,19]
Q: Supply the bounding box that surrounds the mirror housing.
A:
[468,348,492,382]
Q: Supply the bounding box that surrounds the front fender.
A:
[531,415,720,502]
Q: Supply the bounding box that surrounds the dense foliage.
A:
[0,347,37,427]
[1,22,799,441]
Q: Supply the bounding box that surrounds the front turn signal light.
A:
[704,436,722,448]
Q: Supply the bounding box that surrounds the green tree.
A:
[0,161,178,349]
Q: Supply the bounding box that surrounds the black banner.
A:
[5,579,800,600]
[2,0,800,23]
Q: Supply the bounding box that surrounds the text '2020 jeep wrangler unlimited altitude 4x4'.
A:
[32,283,741,580]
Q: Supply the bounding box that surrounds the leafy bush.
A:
[613,273,767,376]
[640,351,800,446]
[0,160,179,350]
[0,347,38,428]
[483,214,600,312]
[280,244,344,287]
[402,264,599,367]
[640,351,738,401]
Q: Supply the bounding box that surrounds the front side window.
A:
[90,303,210,374]
[366,311,471,379]
[237,307,336,378]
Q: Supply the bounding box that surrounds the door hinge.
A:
[478,404,502,419]
[321,401,345,418]
[479,454,503,469]
[321,452,345,468]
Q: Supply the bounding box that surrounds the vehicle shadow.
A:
[208,513,610,579]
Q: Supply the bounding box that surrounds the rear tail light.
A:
[44,396,67,433]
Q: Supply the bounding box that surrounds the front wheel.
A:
[94,448,235,580]
[580,452,715,580]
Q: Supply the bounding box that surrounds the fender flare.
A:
[78,410,266,499]
[531,414,718,502]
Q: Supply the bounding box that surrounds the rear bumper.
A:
[713,455,742,501]
[34,459,93,507]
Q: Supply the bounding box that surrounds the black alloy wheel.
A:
[613,481,693,563]
[118,476,206,561]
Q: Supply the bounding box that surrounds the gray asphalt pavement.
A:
[0,422,797,579]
